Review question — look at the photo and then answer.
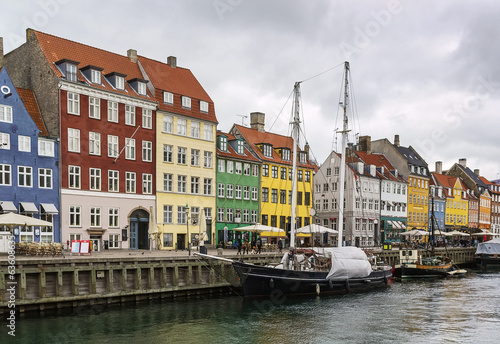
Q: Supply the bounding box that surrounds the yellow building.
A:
[231,113,316,237]
[139,56,218,250]
[443,177,469,229]
[407,174,430,230]
[479,189,492,230]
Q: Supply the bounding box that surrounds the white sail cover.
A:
[476,238,500,255]
[325,247,373,280]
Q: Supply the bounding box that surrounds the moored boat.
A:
[475,238,500,270]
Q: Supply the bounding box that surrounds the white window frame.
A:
[163,205,173,224]
[68,128,80,153]
[107,101,118,123]
[125,105,135,126]
[125,138,136,160]
[204,151,213,168]
[137,82,147,96]
[252,187,258,201]
[191,176,200,194]
[67,92,80,115]
[17,165,32,187]
[163,173,173,192]
[108,208,119,228]
[163,115,173,133]
[142,140,152,162]
[191,149,200,166]
[0,105,13,123]
[204,178,212,195]
[116,76,125,90]
[142,173,153,194]
[90,207,101,227]
[38,139,54,157]
[38,168,52,189]
[0,132,9,150]
[0,164,12,186]
[142,108,152,129]
[200,101,209,113]
[108,170,119,192]
[218,183,225,198]
[89,132,101,156]
[178,147,187,164]
[68,165,81,189]
[191,121,200,138]
[125,172,136,193]
[108,234,119,248]
[178,175,187,193]
[163,91,173,104]
[91,69,101,84]
[107,135,119,158]
[204,124,213,141]
[163,144,173,163]
[182,96,191,109]
[89,168,101,191]
[89,97,100,119]
[18,135,31,152]
[177,118,187,136]
[69,205,81,227]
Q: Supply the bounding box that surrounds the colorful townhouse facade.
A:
[231,112,316,244]
[431,171,469,231]
[0,67,59,249]
[138,56,218,251]
[215,131,261,245]
[481,177,500,235]
[354,139,408,245]
[5,30,157,250]
[371,135,430,231]
[447,159,492,233]
[428,174,446,231]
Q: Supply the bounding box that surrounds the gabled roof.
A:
[216,131,260,163]
[138,56,217,124]
[33,30,154,101]
[453,163,488,188]
[354,150,407,183]
[431,173,467,199]
[16,88,49,136]
[233,124,316,169]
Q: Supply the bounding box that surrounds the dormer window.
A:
[299,151,307,164]
[56,59,80,82]
[116,76,124,90]
[128,78,148,96]
[262,144,273,158]
[80,65,104,85]
[281,148,291,161]
[164,91,173,104]
[91,70,101,84]
[219,136,227,151]
[237,140,244,155]
[182,96,191,109]
[105,72,126,90]
[200,101,209,113]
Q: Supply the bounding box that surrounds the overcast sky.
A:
[2,0,499,180]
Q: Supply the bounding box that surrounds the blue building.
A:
[0,67,60,243]
[429,172,446,231]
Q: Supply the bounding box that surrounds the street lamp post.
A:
[185,204,190,256]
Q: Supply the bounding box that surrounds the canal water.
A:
[3,269,500,344]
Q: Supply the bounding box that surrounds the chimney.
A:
[459,158,467,168]
[250,112,265,132]
[167,56,177,68]
[394,134,400,147]
[0,37,3,69]
[435,161,443,174]
[304,143,310,160]
[358,135,371,153]
[127,49,138,63]
[474,169,480,176]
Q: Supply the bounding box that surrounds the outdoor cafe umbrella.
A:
[296,223,338,235]
[399,229,429,237]
[234,223,284,233]
[0,212,53,234]
[448,230,470,237]
[433,230,452,237]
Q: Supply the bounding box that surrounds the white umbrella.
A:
[448,230,470,237]
[297,223,338,235]
[0,212,53,228]
[235,223,284,233]
[432,230,451,237]
[399,229,429,237]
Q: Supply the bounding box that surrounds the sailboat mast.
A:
[290,82,301,250]
[337,61,350,248]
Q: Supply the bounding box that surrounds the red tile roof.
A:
[432,173,467,199]
[16,87,49,136]
[33,30,154,101]
[233,124,316,170]
[138,56,217,124]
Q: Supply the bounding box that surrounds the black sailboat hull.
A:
[232,261,392,297]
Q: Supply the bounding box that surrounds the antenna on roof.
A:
[236,115,248,126]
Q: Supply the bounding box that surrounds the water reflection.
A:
[4,271,500,344]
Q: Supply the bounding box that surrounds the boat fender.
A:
[316,283,320,296]
[329,280,334,290]
[269,278,274,289]
[344,279,350,293]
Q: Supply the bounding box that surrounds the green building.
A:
[215,131,261,247]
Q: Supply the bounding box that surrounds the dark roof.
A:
[456,164,488,188]
[395,146,426,167]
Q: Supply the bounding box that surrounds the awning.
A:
[0,201,17,213]
[19,202,39,213]
[86,229,106,236]
[387,220,394,228]
[393,221,401,229]
[40,203,59,214]
[329,217,337,220]
[399,222,406,229]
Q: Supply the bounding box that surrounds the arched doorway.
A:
[129,208,149,250]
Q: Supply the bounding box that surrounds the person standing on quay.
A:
[256,237,262,254]
[277,239,283,254]
[237,239,242,255]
